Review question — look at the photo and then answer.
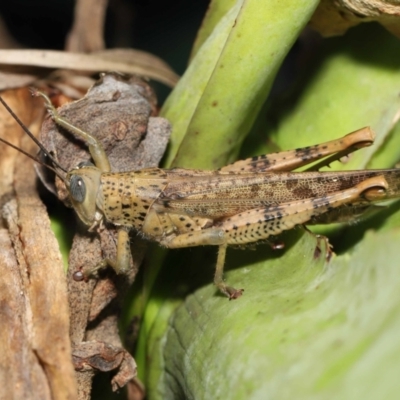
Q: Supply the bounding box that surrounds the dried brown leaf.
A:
[0,14,21,49]
[0,49,179,87]
[310,0,400,38]
[0,88,77,399]
[66,0,108,52]
[0,71,38,91]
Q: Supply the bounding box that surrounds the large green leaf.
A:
[161,0,320,169]
[160,227,400,399]
[243,24,400,169]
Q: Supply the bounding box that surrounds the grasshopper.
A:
[1,92,399,300]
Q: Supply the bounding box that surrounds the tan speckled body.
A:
[99,167,399,242]
[18,94,400,299]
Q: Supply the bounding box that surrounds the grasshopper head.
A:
[66,163,103,226]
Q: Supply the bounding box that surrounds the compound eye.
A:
[70,175,86,203]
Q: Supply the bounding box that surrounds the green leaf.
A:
[161,0,320,169]
[190,0,238,60]
[159,228,400,399]
[256,24,400,170]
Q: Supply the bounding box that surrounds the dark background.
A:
[0,0,210,75]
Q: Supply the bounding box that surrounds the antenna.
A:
[0,94,68,178]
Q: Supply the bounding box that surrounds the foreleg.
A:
[77,229,131,280]
[33,90,111,172]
